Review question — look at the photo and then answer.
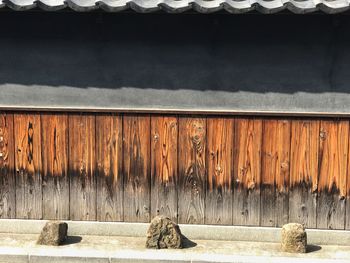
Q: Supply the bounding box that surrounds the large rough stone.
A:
[281,223,307,253]
[146,215,182,249]
[37,221,68,246]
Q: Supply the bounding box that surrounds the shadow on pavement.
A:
[181,234,197,249]
[307,244,322,253]
[61,236,83,246]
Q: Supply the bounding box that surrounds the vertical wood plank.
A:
[178,117,206,224]
[233,118,262,226]
[123,115,151,222]
[205,117,233,225]
[69,114,96,221]
[151,116,178,222]
[317,120,348,229]
[289,120,319,228]
[14,113,42,219]
[96,114,123,222]
[347,120,350,230]
[261,119,290,227]
[41,113,69,220]
[0,113,15,218]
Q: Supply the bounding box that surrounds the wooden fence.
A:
[0,112,349,230]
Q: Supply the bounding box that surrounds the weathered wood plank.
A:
[261,119,290,227]
[41,114,69,220]
[233,118,262,226]
[123,115,151,222]
[178,117,206,224]
[69,114,96,221]
[0,113,15,218]
[289,120,319,228]
[96,114,123,222]
[317,120,348,230]
[346,120,350,230]
[14,113,42,219]
[205,117,233,225]
[151,116,178,222]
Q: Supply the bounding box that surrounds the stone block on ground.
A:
[37,221,68,246]
[281,223,307,253]
[146,215,182,249]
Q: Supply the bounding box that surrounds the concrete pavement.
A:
[0,220,349,262]
[0,233,349,263]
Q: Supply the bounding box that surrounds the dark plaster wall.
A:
[1,12,350,114]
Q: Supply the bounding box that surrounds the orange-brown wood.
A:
[96,114,123,222]
[41,113,69,220]
[233,118,262,226]
[261,119,290,227]
[151,116,178,222]
[0,113,15,218]
[206,117,233,225]
[5,111,350,228]
[347,120,350,230]
[178,117,206,224]
[289,120,319,228]
[14,113,42,219]
[317,120,348,229]
[69,114,96,221]
[123,115,151,222]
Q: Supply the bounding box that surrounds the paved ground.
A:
[0,233,349,263]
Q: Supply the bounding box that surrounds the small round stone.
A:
[146,215,182,249]
[37,221,68,246]
[281,223,307,253]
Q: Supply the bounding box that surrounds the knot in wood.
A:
[281,162,289,169]
[247,181,255,190]
[215,166,222,175]
[319,131,327,140]
[239,166,248,177]
[191,136,203,152]
[80,164,86,174]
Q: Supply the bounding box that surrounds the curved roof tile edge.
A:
[1,0,350,13]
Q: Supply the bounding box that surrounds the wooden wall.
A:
[0,112,350,229]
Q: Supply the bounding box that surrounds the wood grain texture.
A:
[0,113,15,218]
[289,120,319,228]
[69,114,96,221]
[205,117,233,225]
[96,114,123,222]
[317,120,348,229]
[151,116,178,222]
[178,117,206,224]
[123,115,151,222]
[41,114,69,220]
[261,119,290,227]
[14,114,42,219]
[347,120,350,230]
[233,118,262,226]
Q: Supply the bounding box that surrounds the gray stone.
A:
[281,223,307,253]
[37,221,68,246]
[146,216,182,249]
